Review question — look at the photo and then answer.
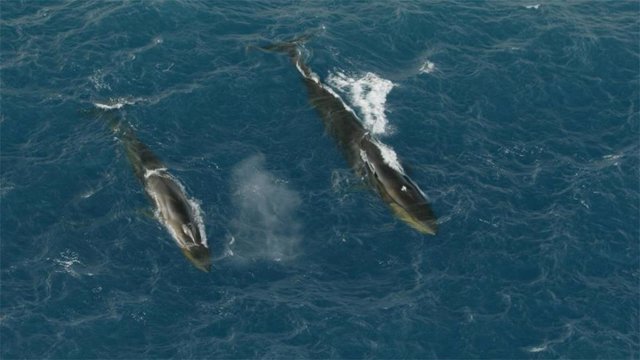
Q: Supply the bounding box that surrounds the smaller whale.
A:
[100,109,211,271]
[261,37,438,235]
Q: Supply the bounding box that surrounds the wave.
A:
[326,71,395,135]
[369,138,405,174]
[419,60,436,74]
[93,98,138,110]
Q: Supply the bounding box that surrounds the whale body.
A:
[263,39,438,235]
[109,116,211,271]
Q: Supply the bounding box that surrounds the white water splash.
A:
[419,60,436,74]
[93,98,137,110]
[527,344,547,353]
[187,197,208,248]
[374,140,404,173]
[295,59,320,84]
[524,323,574,353]
[53,250,82,278]
[327,71,395,135]
[143,168,169,179]
[94,102,124,110]
[525,4,540,9]
[89,69,111,90]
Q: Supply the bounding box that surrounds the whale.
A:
[101,111,212,271]
[262,39,438,235]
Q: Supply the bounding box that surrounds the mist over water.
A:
[228,154,302,262]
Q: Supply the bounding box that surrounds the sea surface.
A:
[1,1,638,358]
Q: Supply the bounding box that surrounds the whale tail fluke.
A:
[255,32,322,80]
[252,31,318,60]
[80,101,137,142]
[259,33,312,56]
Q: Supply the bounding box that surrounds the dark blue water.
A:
[2,1,638,358]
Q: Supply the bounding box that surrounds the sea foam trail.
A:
[327,71,395,135]
[325,72,406,176]
[93,98,137,110]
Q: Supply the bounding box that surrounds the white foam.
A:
[188,197,208,248]
[526,344,547,353]
[321,83,359,118]
[93,98,137,110]
[295,59,320,83]
[327,71,395,135]
[419,60,436,74]
[525,4,540,9]
[53,250,82,278]
[89,69,111,90]
[602,154,623,160]
[359,149,372,172]
[144,167,168,179]
[94,102,124,110]
[374,140,405,173]
[80,189,97,199]
[524,323,574,353]
[295,60,306,78]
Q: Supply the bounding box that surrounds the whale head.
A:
[181,245,212,272]
[359,137,438,235]
[387,197,439,235]
[164,216,211,271]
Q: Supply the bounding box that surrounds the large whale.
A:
[100,110,212,271]
[262,39,438,235]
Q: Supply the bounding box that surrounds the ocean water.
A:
[1,1,638,358]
